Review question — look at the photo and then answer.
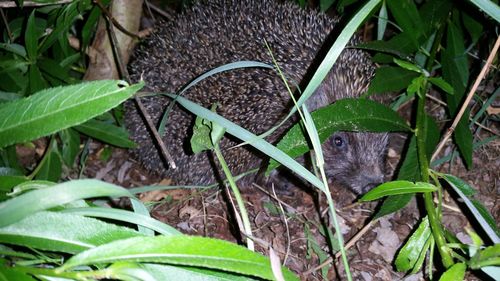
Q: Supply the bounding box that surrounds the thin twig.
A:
[431,35,500,162]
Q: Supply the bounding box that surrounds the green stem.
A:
[416,91,454,268]
[319,168,352,281]
[213,143,254,251]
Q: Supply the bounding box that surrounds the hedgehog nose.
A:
[360,174,384,193]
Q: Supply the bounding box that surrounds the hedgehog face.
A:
[322,132,388,194]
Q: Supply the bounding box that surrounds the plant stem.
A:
[319,168,352,281]
[416,91,454,268]
[213,143,254,251]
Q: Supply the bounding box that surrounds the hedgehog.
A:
[125,0,388,194]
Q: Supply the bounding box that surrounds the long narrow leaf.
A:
[58,236,299,281]
[168,94,325,192]
[0,179,133,227]
[61,207,180,236]
[0,211,142,254]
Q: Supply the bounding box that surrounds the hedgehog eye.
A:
[333,136,344,147]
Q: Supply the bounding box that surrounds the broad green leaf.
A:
[373,194,413,219]
[356,34,413,58]
[395,217,432,272]
[438,263,466,281]
[386,0,424,48]
[59,128,80,167]
[0,176,28,191]
[360,181,437,201]
[441,22,473,168]
[59,235,299,281]
[28,64,48,94]
[0,211,142,254]
[25,11,38,61]
[269,98,410,172]
[0,179,134,227]
[190,109,215,154]
[367,66,420,95]
[419,0,453,37]
[34,141,62,182]
[61,207,181,236]
[75,119,136,148]
[0,43,27,58]
[0,80,143,149]
[37,58,71,84]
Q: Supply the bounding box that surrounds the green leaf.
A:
[59,235,299,281]
[360,181,437,201]
[0,211,142,254]
[0,43,27,58]
[367,66,420,95]
[0,265,37,281]
[0,80,143,149]
[269,98,410,172]
[59,128,80,167]
[429,77,454,95]
[438,263,466,281]
[441,22,473,168]
[28,64,48,94]
[0,179,134,227]
[395,217,432,272]
[393,58,424,74]
[419,0,453,38]
[37,57,71,84]
[190,109,216,154]
[356,36,412,59]
[470,244,500,269]
[61,207,181,236]
[33,141,62,182]
[442,175,500,243]
[441,174,475,196]
[144,263,258,281]
[386,0,424,48]
[461,12,483,44]
[75,119,136,148]
[373,194,413,219]
[471,200,500,238]
[468,0,500,22]
[25,11,38,61]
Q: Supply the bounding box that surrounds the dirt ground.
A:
[77,115,498,280]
